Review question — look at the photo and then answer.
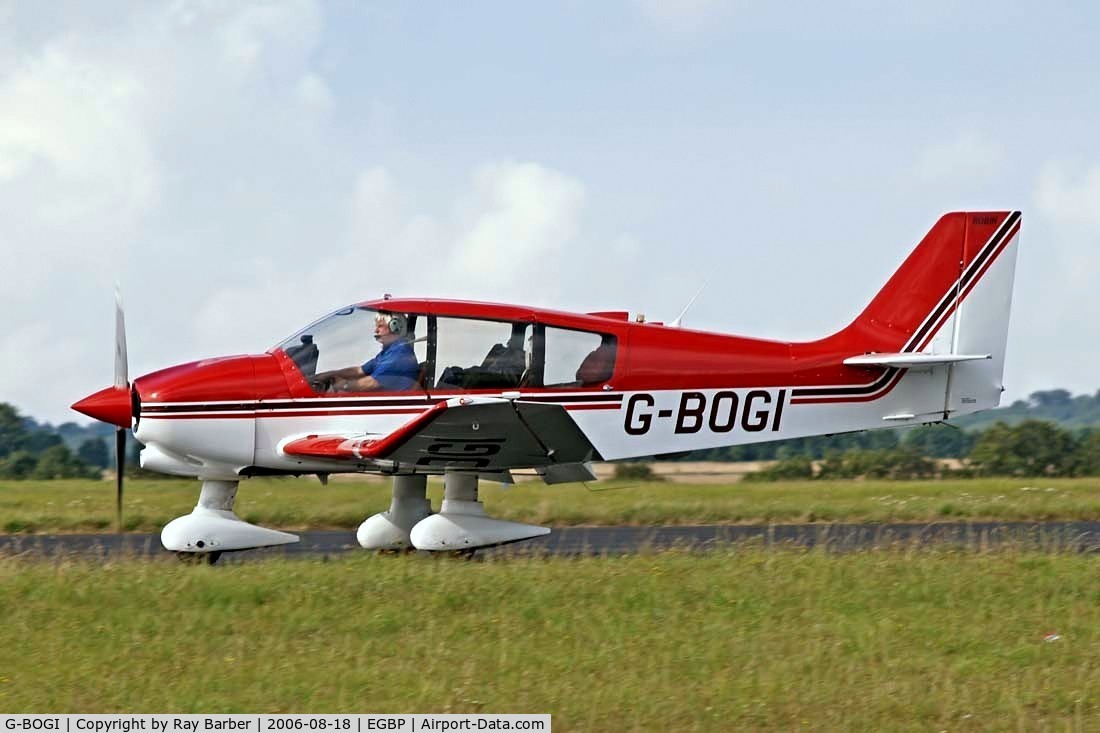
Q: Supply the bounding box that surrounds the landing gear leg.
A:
[161,479,299,557]
[357,475,432,550]
[409,472,549,552]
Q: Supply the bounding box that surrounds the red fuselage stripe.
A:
[142,403,625,419]
[144,408,430,420]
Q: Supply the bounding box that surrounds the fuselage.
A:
[119,291,976,479]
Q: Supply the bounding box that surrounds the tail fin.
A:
[799,211,1021,418]
[846,212,1019,354]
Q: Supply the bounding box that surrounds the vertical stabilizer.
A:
[791,211,1021,422]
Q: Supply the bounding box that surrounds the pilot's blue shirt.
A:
[361,340,419,391]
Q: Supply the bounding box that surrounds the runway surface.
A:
[4,522,1100,560]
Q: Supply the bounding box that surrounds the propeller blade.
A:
[115,427,125,533]
[114,286,128,389]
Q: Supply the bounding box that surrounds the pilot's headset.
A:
[377,312,408,339]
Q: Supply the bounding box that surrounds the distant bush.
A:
[901,424,975,458]
[745,448,938,482]
[29,444,99,480]
[612,463,664,481]
[0,403,100,479]
[968,420,1077,477]
[0,450,37,479]
[77,437,110,470]
[744,456,814,482]
[1073,430,1100,476]
[816,448,937,480]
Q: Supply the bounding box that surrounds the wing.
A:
[281,396,601,473]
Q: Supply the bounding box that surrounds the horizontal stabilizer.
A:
[843,353,990,369]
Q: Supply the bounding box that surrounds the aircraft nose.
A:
[72,385,134,428]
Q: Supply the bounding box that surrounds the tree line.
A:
[0,404,108,479]
[748,420,1100,481]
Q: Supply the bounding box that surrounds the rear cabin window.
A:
[431,318,616,390]
[543,327,617,388]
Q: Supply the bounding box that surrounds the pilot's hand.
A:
[309,375,334,392]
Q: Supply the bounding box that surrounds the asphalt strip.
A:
[4,522,1100,561]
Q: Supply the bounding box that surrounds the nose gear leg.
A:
[161,479,299,556]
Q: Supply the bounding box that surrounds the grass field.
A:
[1,549,1097,729]
[3,477,1100,533]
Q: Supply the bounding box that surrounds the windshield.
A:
[274,306,427,393]
[274,305,618,394]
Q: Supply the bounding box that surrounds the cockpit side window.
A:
[273,306,426,393]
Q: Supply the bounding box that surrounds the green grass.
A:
[0,550,1098,729]
[3,477,1100,534]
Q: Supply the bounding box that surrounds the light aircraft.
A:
[73,211,1021,561]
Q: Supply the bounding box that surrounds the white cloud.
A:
[296,72,334,115]
[0,321,99,423]
[0,38,157,299]
[1029,161,1100,316]
[913,133,1004,185]
[632,0,734,34]
[343,161,592,303]
[190,160,598,360]
[451,162,586,283]
[1035,162,1100,233]
[0,0,335,423]
[213,0,321,78]
[1000,161,1100,402]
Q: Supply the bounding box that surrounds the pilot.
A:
[309,313,419,392]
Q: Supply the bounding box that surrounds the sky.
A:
[2,0,1099,424]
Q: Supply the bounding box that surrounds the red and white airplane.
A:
[73,211,1021,560]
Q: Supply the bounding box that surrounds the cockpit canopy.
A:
[273,305,617,394]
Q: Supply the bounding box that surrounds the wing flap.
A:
[386,398,599,470]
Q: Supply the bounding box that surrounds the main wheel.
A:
[376,548,417,557]
[176,551,222,565]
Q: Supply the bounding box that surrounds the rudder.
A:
[943,212,1022,415]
